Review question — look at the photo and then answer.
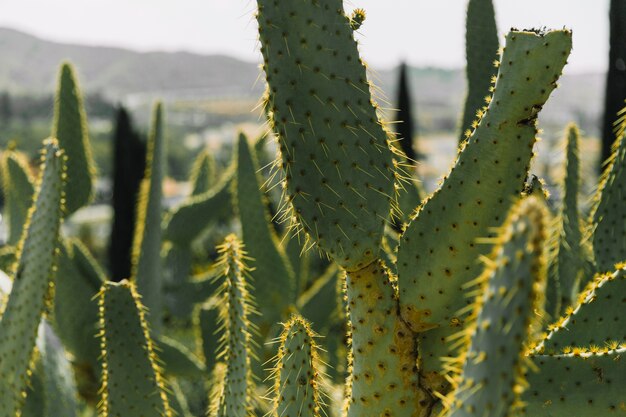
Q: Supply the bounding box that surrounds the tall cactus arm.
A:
[256,0,396,271]
[210,234,255,417]
[97,280,172,417]
[442,196,548,417]
[0,151,35,245]
[37,320,79,417]
[547,123,586,316]
[131,102,165,329]
[272,315,323,417]
[538,265,625,354]
[51,62,96,215]
[459,0,499,143]
[53,239,103,368]
[523,348,626,416]
[236,133,295,326]
[344,261,432,417]
[590,107,626,273]
[0,139,65,416]
[163,162,234,246]
[397,29,571,334]
[189,149,216,196]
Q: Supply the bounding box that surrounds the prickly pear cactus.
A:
[272,315,322,417]
[0,139,66,417]
[51,62,96,215]
[443,196,548,417]
[257,0,396,271]
[97,280,172,417]
[210,234,255,417]
[396,30,572,381]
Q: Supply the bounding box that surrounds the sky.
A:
[0,0,610,73]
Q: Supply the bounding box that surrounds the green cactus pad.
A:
[190,149,216,196]
[297,263,340,328]
[443,196,548,417]
[272,315,322,417]
[284,232,312,296]
[0,139,65,417]
[211,234,255,417]
[539,265,625,354]
[257,0,396,271]
[0,246,17,273]
[235,133,295,326]
[97,280,172,417]
[37,321,79,416]
[158,334,205,378]
[547,123,586,316]
[132,102,165,329]
[591,110,626,273]
[523,348,626,416]
[51,62,96,215]
[1,151,35,245]
[53,239,102,368]
[397,30,572,334]
[163,163,234,245]
[459,0,499,143]
[344,260,431,417]
[199,298,220,370]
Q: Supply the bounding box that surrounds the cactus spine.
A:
[211,234,255,417]
[0,140,65,416]
[272,315,322,417]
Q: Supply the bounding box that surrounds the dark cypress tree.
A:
[0,92,12,123]
[108,106,146,281]
[601,0,626,170]
[394,62,420,161]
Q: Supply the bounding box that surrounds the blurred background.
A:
[0,0,613,248]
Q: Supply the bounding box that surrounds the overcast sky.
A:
[0,0,609,73]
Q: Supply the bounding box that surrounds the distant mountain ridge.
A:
[0,27,605,136]
[0,27,263,97]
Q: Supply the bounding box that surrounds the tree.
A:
[108,105,146,281]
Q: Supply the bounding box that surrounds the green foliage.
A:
[163,161,234,245]
[190,149,216,196]
[443,197,548,417]
[97,280,172,417]
[523,348,626,416]
[53,239,103,367]
[459,0,499,143]
[51,62,96,215]
[272,315,322,417]
[235,133,295,329]
[35,321,79,417]
[0,139,65,416]
[131,102,165,330]
[257,0,396,271]
[397,30,571,378]
[547,124,589,317]
[0,150,35,245]
[591,112,626,272]
[210,234,255,417]
[0,4,624,417]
